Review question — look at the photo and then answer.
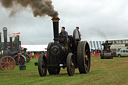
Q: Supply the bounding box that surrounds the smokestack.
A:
[3,27,7,50]
[15,35,20,52]
[10,37,13,50]
[0,32,2,51]
[51,18,60,42]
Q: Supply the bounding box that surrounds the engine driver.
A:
[59,27,68,37]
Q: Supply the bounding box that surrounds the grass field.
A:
[0,56,128,85]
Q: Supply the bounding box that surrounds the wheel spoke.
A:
[8,65,12,69]
[7,65,9,70]
[6,57,9,63]
[3,59,6,62]
[8,59,12,62]
[85,50,88,53]
[3,64,7,69]
[9,63,14,66]
[1,63,6,66]
[1,61,6,63]
[9,61,14,64]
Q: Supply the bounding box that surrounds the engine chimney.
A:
[3,27,7,50]
[10,37,13,50]
[14,35,20,52]
[51,18,60,43]
[0,32,2,52]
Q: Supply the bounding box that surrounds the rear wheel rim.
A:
[77,41,91,74]
[84,42,90,73]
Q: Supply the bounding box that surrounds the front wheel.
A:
[101,56,104,59]
[26,55,30,63]
[118,54,121,57]
[14,55,26,65]
[67,53,75,76]
[38,55,47,76]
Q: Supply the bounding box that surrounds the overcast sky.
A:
[0,0,128,45]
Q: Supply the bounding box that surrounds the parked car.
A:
[116,49,128,57]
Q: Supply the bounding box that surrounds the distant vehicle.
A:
[100,41,114,59]
[110,49,117,57]
[116,49,128,57]
[107,39,128,51]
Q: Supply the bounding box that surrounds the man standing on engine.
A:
[60,27,68,37]
[73,27,82,41]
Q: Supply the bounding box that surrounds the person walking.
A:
[32,52,34,59]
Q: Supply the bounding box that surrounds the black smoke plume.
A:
[0,0,58,18]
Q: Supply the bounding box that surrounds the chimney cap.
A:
[3,27,7,31]
[51,18,60,22]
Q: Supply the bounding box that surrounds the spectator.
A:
[32,52,34,59]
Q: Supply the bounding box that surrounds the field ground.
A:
[0,57,128,85]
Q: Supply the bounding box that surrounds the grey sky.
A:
[0,0,128,45]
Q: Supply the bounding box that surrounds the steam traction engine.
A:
[12,35,26,65]
[37,18,91,76]
[100,41,113,59]
[13,35,30,64]
[0,27,26,71]
[21,48,30,63]
[0,27,15,71]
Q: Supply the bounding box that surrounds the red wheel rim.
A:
[14,55,25,65]
[0,56,15,71]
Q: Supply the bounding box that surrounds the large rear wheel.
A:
[77,41,91,74]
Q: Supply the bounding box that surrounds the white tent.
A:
[21,45,47,52]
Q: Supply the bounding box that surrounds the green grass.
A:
[0,57,128,85]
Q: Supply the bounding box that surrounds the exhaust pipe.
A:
[0,32,1,58]
[3,27,7,50]
[51,18,60,43]
[15,35,20,52]
[0,32,2,52]
[10,37,13,50]
[17,35,20,52]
